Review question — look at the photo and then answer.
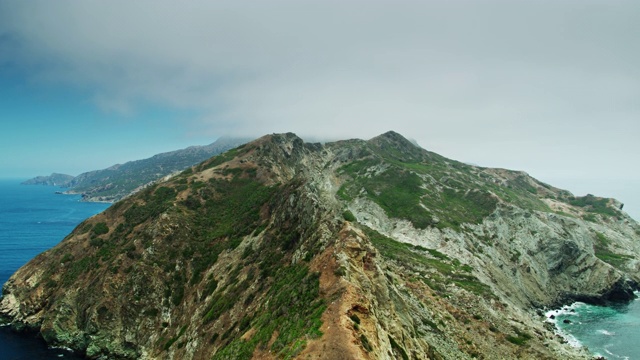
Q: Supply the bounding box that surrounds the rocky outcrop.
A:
[2,132,638,359]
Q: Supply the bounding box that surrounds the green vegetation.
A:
[196,177,276,242]
[120,165,277,298]
[506,330,532,346]
[338,162,434,229]
[163,325,187,350]
[211,264,325,360]
[360,334,372,352]
[61,256,97,285]
[336,140,558,231]
[92,222,109,236]
[389,335,409,360]
[365,227,493,298]
[595,232,611,247]
[511,175,537,194]
[593,232,633,268]
[185,175,277,285]
[595,251,633,268]
[143,308,159,317]
[342,210,356,222]
[422,188,497,231]
[65,138,245,201]
[569,194,617,217]
[124,186,177,225]
[199,146,244,171]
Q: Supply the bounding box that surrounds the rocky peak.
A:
[367,130,439,165]
[369,130,408,143]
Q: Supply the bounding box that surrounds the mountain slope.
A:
[21,173,75,186]
[2,132,638,359]
[24,137,250,202]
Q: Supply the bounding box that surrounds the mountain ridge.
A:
[2,131,638,359]
[21,173,75,187]
[22,137,251,202]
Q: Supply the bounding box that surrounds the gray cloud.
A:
[1,0,639,217]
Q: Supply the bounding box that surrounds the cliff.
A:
[2,132,639,359]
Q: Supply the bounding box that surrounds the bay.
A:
[0,179,110,359]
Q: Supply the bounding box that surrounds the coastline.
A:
[545,303,589,349]
[543,291,640,360]
[1,180,110,359]
[0,325,83,359]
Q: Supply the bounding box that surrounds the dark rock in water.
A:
[549,314,556,319]
[563,319,572,324]
[603,278,639,302]
[570,309,575,313]
[568,278,639,306]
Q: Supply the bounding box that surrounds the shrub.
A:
[92,222,109,236]
[343,210,356,222]
[506,330,532,346]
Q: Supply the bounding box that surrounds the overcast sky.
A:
[0,1,638,219]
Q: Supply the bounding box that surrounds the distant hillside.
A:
[23,137,251,202]
[21,173,74,187]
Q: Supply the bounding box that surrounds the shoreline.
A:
[21,183,118,204]
[543,292,640,360]
[0,325,83,359]
[544,303,588,349]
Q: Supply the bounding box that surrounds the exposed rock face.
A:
[2,132,639,359]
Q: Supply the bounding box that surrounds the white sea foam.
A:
[560,330,583,348]
[597,329,615,336]
[49,345,74,352]
[545,302,587,348]
[545,302,585,324]
[603,347,628,359]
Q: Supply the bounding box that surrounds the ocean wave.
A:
[597,329,615,336]
[559,330,582,348]
[545,302,587,348]
[545,302,586,324]
[604,346,629,360]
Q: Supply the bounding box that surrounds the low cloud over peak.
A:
[1,1,639,218]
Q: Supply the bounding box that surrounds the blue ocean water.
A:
[547,296,640,359]
[0,179,109,359]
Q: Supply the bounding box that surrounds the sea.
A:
[1,179,639,359]
[547,297,640,359]
[0,179,109,359]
